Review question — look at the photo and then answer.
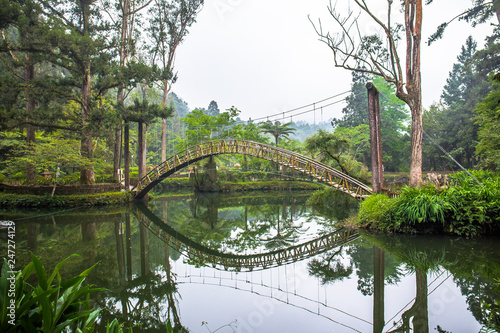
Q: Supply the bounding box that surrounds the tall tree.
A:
[0,0,42,183]
[311,0,424,186]
[423,36,496,170]
[36,0,116,184]
[113,0,153,181]
[475,79,500,170]
[147,0,204,162]
[207,100,220,116]
[259,120,295,147]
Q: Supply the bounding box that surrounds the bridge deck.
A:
[132,140,373,200]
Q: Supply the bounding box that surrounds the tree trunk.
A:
[405,0,423,187]
[373,246,385,333]
[161,118,167,162]
[138,121,148,200]
[115,0,129,181]
[161,83,170,162]
[413,270,429,332]
[367,82,384,193]
[124,122,130,188]
[80,61,95,184]
[25,60,37,183]
[138,121,147,180]
[113,123,122,181]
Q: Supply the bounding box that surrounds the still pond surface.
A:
[2,190,500,332]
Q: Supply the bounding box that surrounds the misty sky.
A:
[172,0,495,123]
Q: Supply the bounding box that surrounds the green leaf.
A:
[39,293,54,332]
[47,254,79,286]
[31,254,48,291]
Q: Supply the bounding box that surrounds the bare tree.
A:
[311,0,424,186]
[148,0,204,162]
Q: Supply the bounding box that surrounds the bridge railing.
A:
[132,140,373,199]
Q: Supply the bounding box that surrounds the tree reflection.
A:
[364,233,500,332]
[308,246,353,284]
[95,212,188,332]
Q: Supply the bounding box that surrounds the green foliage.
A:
[358,171,500,237]
[259,120,295,146]
[475,79,500,170]
[0,192,130,209]
[393,185,454,229]
[0,254,103,332]
[304,128,370,182]
[332,74,410,172]
[444,171,500,237]
[180,107,246,148]
[357,194,396,230]
[307,187,360,222]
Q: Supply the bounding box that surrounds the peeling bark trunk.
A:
[404,0,423,187]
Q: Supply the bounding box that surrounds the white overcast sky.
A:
[172,0,495,123]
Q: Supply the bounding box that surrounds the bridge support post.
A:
[367,82,384,193]
[205,156,218,183]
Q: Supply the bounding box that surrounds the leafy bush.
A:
[0,254,100,332]
[357,171,500,237]
[444,171,500,237]
[357,194,396,230]
[393,185,454,232]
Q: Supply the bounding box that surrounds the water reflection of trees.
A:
[306,231,500,332]
[148,192,317,254]
[364,233,500,331]
[95,212,188,332]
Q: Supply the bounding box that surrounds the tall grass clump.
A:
[392,185,455,233]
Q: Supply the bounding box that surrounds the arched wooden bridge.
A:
[132,140,373,200]
[135,203,360,272]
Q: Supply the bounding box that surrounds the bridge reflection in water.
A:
[135,199,409,333]
[130,197,483,333]
[134,201,376,332]
[135,202,360,272]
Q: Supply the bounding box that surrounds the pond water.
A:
[1,190,500,332]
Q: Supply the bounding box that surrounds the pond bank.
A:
[0,180,324,208]
[354,170,500,237]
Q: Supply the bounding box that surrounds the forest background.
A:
[1,0,499,187]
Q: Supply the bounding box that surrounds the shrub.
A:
[393,185,454,232]
[357,194,396,230]
[444,172,500,237]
